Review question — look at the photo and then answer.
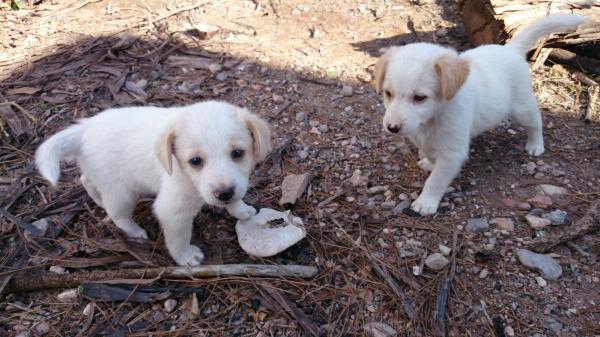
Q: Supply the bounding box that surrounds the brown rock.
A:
[491,217,514,232]
[279,173,311,206]
[527,194,553,209]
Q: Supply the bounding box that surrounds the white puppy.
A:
[36,101,271,266]
[374,14,586,215]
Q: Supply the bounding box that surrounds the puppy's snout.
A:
[386,123,401,133]
[214,186,235,202]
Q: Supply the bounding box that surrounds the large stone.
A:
[279,173,311,205]
[516,249,562,280]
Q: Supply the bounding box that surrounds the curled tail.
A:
[508,14,587,55]
[35,123,85,186]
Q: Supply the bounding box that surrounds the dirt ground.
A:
[1,1,599,336]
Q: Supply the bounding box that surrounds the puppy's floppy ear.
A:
[155,127,176,175]
[373,47,395,93]
[434,55,470,100]
[241,110,272,162]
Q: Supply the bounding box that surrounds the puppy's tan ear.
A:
[155,128,176,175]
[434,55,470,100]
[373,47,395,93]
[243,112,272,162]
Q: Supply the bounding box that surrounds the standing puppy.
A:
[374,14,586,215]
[36,101,271,266]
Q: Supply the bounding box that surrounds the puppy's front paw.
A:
[526,142,544,156]
[417,158,434,172]
[411,195,439,215]
[127,227,149,240]
[174,245,205,266]
[228,203,257,220]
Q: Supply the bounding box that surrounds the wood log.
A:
[462,0,599,77]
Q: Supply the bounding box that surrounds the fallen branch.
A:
[257,283,324,337]
[527,199,600,253]
[433,231,459,337]
[3,264,319,294]
[547,48,600,75]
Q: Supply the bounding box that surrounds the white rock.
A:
[525,215,551,229]
[236,208,306,257]
[425,253,449,271]
[32,218,49,235]
[479,268,489,279]
[363,322,396,337]
[83,303,94,316]
[15,331,30,337]
[542,210,570,226]
[164,299,178,313]
[539,184,567,196]
[412,265,422,276]
[535,276,547,287]
[505,326,515,336]
[57,288,78,302]
[34,321,50,335]
[208,63,223,73]
[438,244,451,256]
[49,265,67,274]
[381,201,396,209]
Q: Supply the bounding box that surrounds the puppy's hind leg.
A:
[101,190,148,239]
[80,175,103,208]
[512,94,544,156]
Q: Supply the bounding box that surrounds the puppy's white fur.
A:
[375,14,586,215]
[36,101,272,266]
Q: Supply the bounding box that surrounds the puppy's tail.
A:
[35,123,85,186]
[508,14,587,56]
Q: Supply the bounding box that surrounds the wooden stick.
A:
[3,264,319,294]
[527,199,600,253]
[433,231,459,337]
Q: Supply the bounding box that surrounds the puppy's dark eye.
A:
[189,156,203,167]
[384,90,393,99]
[231,149,245,160]
[413,94,428,103]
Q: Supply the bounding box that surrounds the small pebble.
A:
[438,244,451,256]
[425,253,449,271]
[490,218,514,232]
[34,321,50,335]
[517,249,562,280]
[367,185,386,195]
[479,268,489,279]
[542,210,570,226]
[538,184,567,196]
[342,85,354,97]
[466,218,489,233]
[164,299,178,313]
[215,72,228,81]
[525,215,551,229]
[381,201,396,209]
[535,276,547,287]
[57,288,78,302]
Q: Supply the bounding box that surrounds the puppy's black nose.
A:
[387,124,400,133]
[214,186,235,201]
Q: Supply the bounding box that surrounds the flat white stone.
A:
[236,208,306,257]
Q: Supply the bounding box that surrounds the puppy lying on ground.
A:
[374,14,586,215]
[36,101,271,265]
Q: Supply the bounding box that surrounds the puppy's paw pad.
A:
[411,196,438,215]
[230,204,257,220]
[526,143,544,156]
[417,158,434,172]
[175,246,205,266]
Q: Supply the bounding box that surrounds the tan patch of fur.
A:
[435,56,470,100]
[155,128,176,175]
[243,113,272,162]
[373,48,396,93]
